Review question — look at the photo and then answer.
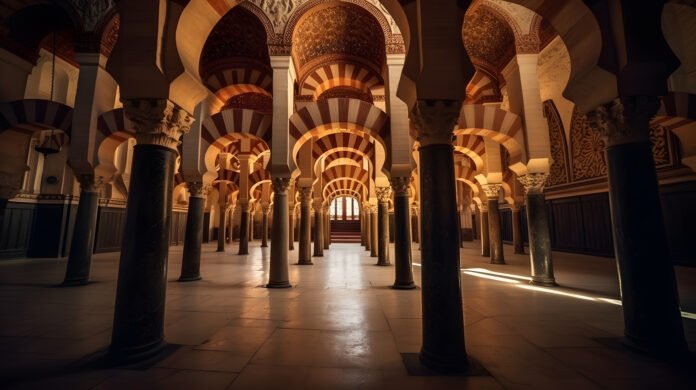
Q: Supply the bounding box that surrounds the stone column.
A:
[238,201,250,255]
[267,177,291,288]
[412,100,468,372]
[179,182,207,282]
[517,174,555,285]
[370,207,378,257]
[289,205,295,250]
[298,187,313,265]
[62,176,101,286]
[324,207,330,249]
[110,99,192,362]
[261,204,269,248]
[391,177,415,289]
[313,203,324,257]
[480,205,490,257]
[511,206,525,254]
[588,98,686,354]
[376,187,391,266]
[483,184,505,265]
[411,205,420,243]
[216,200,227,252]
[364,206,371,251]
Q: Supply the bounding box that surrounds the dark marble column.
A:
[179,183,207,282]
[370,207,378,257]
[313,203,324,257]
[238,202,250,255]
[411,205,419,243]
[518,175,555,286]
[268,177,291,288]
[413,100,468,372]
[483,185,505,265]
[324,209,330,250]
[376,187,391,266]
[288,206,295,250]
[364,206,371,252]
[480,206,490,257]
[511,206,525,254]
[391,177,415,289]
[110,99,192,363]
[62,178,100,286]
[588,98,686,354]
[298,187,313,265]
[261,205,269,248]
[216,201,226,252]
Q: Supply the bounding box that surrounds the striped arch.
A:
[202,108,272,172]
[312,132,376,161]
[465,71,501,104]
[299,62,382,99]
[204,66,273,100]
[326,189,363,205]
[249,168,272,189]
[0,99,73,135]
[319,165,369,187]
[453,134,485,171]
[97,108,136,167]
[222,138,269,160]
[323,178,366,200]
[289,98,389,162]
[456,104,526,174]
[654,92,696,171]
[324,149,365,167]
[36,130,70,150]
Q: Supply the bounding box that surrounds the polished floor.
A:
[1,240,695,389]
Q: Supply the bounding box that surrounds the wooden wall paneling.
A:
[579,193,614,257]
[94,207,126,253]
[0,203,35,259]
[548,198,585,253]
[660,182,696,266]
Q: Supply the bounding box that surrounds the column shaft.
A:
[288,209,295,250]
[377,199,390,266]
[392,182,415,289]
[268,178,291,288]
[216,203,226,252]
[370,210,378,257]
[298,189,312,264]
[324,211,330,249]
[63,188,99,286]
[364,210,371,251]
[179,193,204,282]
[512,208,524,254]
[238,205,249,255]
[261,210,269,247]
[480,210,490,257]
[313,207,324,257]
[487,199,505,264]
[418,143,468,371]
[525,192,555,285]
[110,144,175,362]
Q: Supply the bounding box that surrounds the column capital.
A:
[76,174,103,193]
[586,97,660,147]
[272,177,292,193]
[123,99,193,150]
[238,201,250,212]
[298,186,313,203]
[518,172,549,195]
[481,184,502,199]
[390,177,410,197]
[187,182,209,198]
[479,203,488,212]
[376,186,392,203]
[410,100,461,147]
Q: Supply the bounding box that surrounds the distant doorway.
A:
[330,196,361,243]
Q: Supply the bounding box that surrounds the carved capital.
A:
[482,184,502,199]
[479,203,488,213]
[410,100,460,147]
[518,173,549,194]
[272,177,292,193]
[390,177,410,197]
[298,187,313,204]
[376,186,391,203]
[187,182,209,198]
[123,99,193,150]
[586,97,660,147]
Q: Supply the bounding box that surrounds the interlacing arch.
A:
[96,108,135,168]
[299,62,382,99]
[289,97,389,163]
[320,165,369,186]
[0,99,73,135]
[312,132,376,161]
[323,178,366,201]
[453,134,485,172]
[456,104,526,174]
[201,108,272,172]
[249,168,272,194]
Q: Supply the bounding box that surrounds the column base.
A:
[266,281,292,289]
[109,339,166,365]
[392,281,417,290]
[489,259,506,265]
[261,244,268,248]
[529,277,557,287]
[61,278,90,287]
[376,261,391,266]
[419,349,469,374]
[238,250,249,255]
[297,261,314,265]
[178,275,202,282]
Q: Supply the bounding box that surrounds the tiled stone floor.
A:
[1,241,695,389]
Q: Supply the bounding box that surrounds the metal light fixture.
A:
[35,31,62,156]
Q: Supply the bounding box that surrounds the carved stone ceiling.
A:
[200,6,270,78]
[463,5,516,74]
[291,4,385,73]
